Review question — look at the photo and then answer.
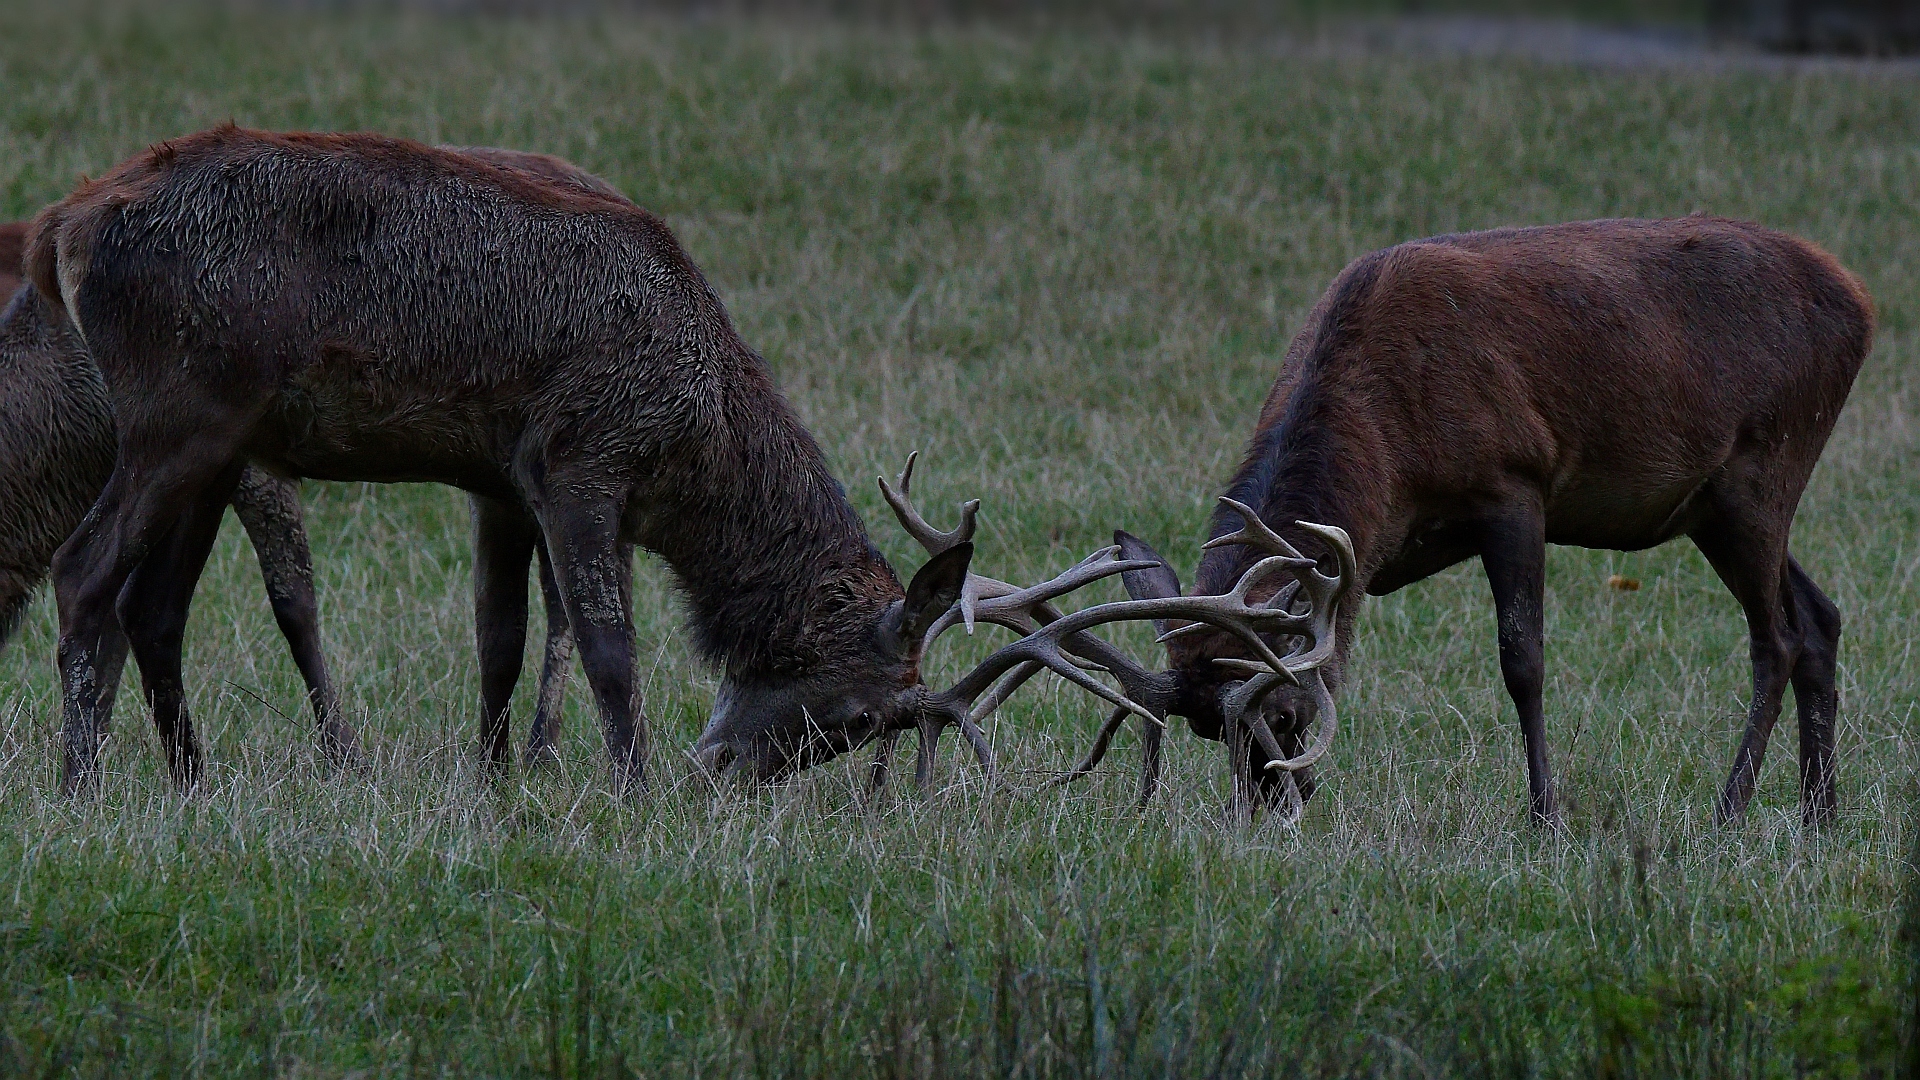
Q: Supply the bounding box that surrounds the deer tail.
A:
[24,202,71,321]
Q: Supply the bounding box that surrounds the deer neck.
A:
[645,394,901,685]
[1177,414,1386,693]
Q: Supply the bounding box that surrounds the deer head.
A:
[690,531,973,782]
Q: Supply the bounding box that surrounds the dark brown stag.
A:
[31,125,1004,794]
[1116,217,1871,825]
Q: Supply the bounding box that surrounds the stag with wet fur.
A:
[30,126,992,795]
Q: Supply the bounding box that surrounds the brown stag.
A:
[1112,216,1871,825]
[26,125,1007,794]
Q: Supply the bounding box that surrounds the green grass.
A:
[0,4,1913,1076]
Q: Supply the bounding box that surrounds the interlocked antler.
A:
[1195,499,1357,790]
[877,454,1355,816]
[875,453,1169,799]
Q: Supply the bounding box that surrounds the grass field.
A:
[0,4,1914,1076]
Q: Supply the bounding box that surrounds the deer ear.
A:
[1115,531,1181,601]
[887,542,973,653]
[1115,530,1182,639]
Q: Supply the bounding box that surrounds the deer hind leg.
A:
[1477,505,1557,826]
[1786,556,1841,825]
[533,491,646,794]
[54,438,246,794]
[471,495,538,778]
[230,467,361,769]
[1690,519,1797,825]
[113,460,244,790]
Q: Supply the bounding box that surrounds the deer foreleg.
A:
[535,492,647,794]
[1479,507,1558,826]
[1786,557,1841,825]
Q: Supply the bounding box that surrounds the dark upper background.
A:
[290,1,1918,55]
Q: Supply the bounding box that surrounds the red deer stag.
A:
[28,125,1005,795]
[1113,217,1871,825]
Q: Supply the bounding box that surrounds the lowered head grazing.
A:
[695,542,972,781]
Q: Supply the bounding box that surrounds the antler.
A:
[878,455,1356,817]
[1190,501,1356,817]
[877,455,1173,801]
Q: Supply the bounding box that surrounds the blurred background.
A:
[263,0,1920,55]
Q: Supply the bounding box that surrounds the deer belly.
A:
[253,375,518,494]
[1543,473,1709,550]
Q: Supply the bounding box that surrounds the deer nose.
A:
[694,738,736,777]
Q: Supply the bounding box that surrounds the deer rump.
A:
[1124,216,1871,824]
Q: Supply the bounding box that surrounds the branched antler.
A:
[876,454,1355,818]
[877,456,1171,801]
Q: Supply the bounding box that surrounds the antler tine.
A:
[1203,497,1306,560]
[985,642,1162,730]
[918,546,1135,651]
[880,451,979,556]
[1223,669,1339,774]
[966,660,1046,727]
[1147,554,1316,675]
[1299,520,1360,592]
[986,547,1162,615]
